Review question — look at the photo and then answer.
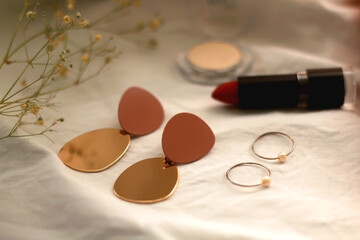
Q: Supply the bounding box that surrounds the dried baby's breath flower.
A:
[47,40,59,52]
[63,15,72,24]
[57,65,68,77]
[105,57,113,64]
[135,22,144,31]
[41,12,46,21]
[95,34,102,42]
[59,34,67,41]
[81,53,90,63]
[67,0,75,11]
[52,40,60,48]
[21,80,27,87]
[67,4,74,11]
[30,104,41,115]
[120,0,131,7]
[81,19,89,27]
[148,17,163,31]
[133,0,141,7]
[59,53,67,62]
[0,0,162,141]
[36,117,44,126]
[21,103,28,111]
[56,10,63,20]
[147,38,158,49]
[26,11,36,20]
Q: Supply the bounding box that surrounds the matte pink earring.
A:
[58,87,164,172]
[113,112,215,203]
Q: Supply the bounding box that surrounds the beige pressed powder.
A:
[177,40,251,84]
[186,41,242,72]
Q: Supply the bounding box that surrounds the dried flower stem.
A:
[0,0,162,141]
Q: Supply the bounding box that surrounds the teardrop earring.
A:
[58,87,164,172]
[113,112,215,203]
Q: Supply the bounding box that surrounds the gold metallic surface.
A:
[59,128,130,172]
[113,157,178,203]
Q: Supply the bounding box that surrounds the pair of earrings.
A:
[58,87,215,203]
[226,132,295,188]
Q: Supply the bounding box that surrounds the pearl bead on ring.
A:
[252,132,295,163]
[226,162,271,187]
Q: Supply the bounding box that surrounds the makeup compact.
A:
[187,41,242,72]
[177,41,252,85]
[177,0,253,84]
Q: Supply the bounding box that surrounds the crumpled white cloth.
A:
[1,0,360,239]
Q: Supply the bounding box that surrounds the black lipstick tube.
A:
[237,67,356,109]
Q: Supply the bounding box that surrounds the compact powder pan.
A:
[187,41,242,72]
[177,41,252,85]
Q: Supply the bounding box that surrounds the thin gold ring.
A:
[226,162,271,187]
[252,132,295,163]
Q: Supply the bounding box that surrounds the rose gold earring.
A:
[58,87,164,172]
[113,112,215,203]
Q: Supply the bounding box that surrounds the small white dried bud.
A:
[81,19,89,27]
[63,15,72,24]
[67,0,75,11]
[81,53,90,63]
[26,11,36,20]
[94,34,102,42]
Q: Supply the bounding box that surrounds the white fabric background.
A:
[1,0,360,239]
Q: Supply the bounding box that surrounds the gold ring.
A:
[226,162,271,187]
[252,131,295,163]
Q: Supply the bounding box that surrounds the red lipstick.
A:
[212,81,239,105]
[212,68,355,109]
